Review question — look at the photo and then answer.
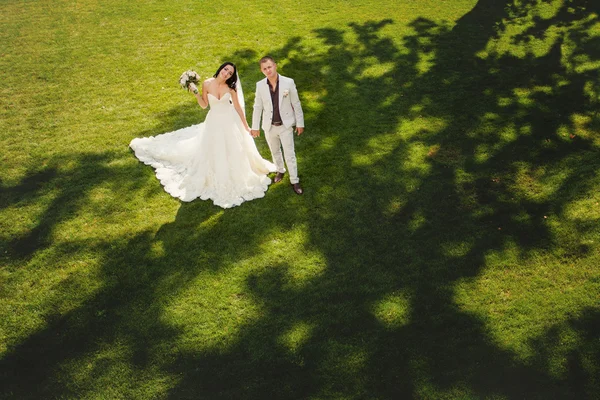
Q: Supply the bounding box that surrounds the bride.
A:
[129,62,276,208]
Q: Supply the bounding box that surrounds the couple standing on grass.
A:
[129,56,305,209]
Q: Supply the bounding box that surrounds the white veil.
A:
[232,71,251,135]
[235,72,245,117]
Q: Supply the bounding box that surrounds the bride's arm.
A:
[230,88,250,132]
[189,80,209,109]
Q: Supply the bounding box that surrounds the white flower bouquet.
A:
[179,70,200,91]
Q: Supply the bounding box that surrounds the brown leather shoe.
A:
[292,183,303,195]
[273,172,285,183]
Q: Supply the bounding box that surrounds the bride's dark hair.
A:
[214,62,238,91]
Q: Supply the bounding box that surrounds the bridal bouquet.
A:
[179,70,200,91]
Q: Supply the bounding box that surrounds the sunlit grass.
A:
[372,292,411,329]
[454,249,599,361]
[1,0,599,398]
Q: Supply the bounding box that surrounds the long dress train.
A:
[130,92,275,208]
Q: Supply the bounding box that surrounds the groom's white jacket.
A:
[252,74,304,132]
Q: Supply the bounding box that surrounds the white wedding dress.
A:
[130,92,275,208]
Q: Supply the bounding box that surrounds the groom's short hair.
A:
[259,56,276,65]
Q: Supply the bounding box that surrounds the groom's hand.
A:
[251,129,260,138]
[296,127,304,136]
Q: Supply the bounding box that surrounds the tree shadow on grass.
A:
[1,0,599,398]
[165,1,599,398]
[0,151,161,261]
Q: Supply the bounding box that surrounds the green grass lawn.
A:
[1,0,599,398]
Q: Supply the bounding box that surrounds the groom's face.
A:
[260,60,277,79]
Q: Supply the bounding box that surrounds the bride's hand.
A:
[189,83,199,94]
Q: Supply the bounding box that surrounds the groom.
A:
[251,56,305,195]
